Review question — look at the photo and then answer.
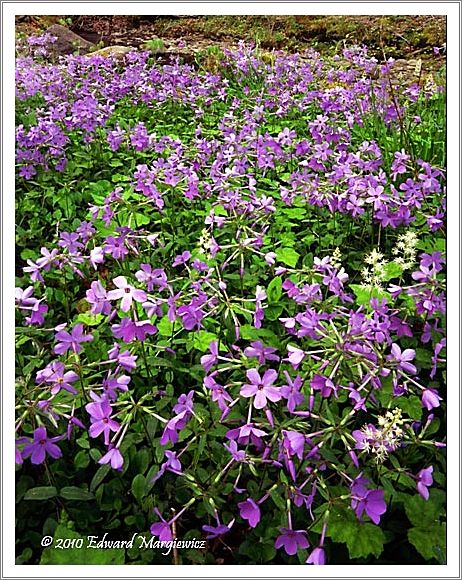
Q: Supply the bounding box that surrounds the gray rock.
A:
[46,24,95,55]
[88,45,135,61]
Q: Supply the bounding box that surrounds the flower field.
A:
[15,33,446,565]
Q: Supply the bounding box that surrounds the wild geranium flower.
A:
[107,276,147,312]
[38,361,79,395]
[99,446,124,470]
[238,498,261,528]
[416,466,434,500]
[54,323,93,355]
[85,398,120,445]
[350,476,387,525]
[240,368,281,409]
[22,426,62,464]
[274,528,309,556]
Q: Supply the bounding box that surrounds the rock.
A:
[87,45,136,61]
[46,24,95,55]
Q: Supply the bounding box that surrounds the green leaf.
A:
[23,486,57,501]
[398,395,422,421]
[267,276,282,303]
[40,524,125,564]
[350,284,391,306]
[75,312,104,326]
[90,464,111,493]
[408,523,446,562]
[382,261,404,281]
[277,247,300,268]
[192,330,217,352]
[157,316,174,336]
[327,506,386,559]
[403,489,445,528]
[74,450,90,469]
[60,486,94,501]
[131,474,146,502]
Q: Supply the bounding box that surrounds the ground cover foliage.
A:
[15,34,446,565]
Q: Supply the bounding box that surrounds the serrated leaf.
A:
[192,330,217,352]
[327,506,386,559]
[350,284,391,306]
[277,247,300,268]
[75,312,103,327]
[23,486,57,500]
[403,489,446,528]
[382,261,403,281]
[408,523,446,562]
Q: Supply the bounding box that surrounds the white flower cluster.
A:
[361,248,387,289]
[360,408,405,463]
[392,231,418,270]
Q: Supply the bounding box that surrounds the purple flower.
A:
[86,281,112,315]
[99,447,124,470]
[152,450,183,483]
[135,264,168,292]
[238,498,261,528]
[160,411,189,446]
[274,528,309,556]
[200,341,219,373]
[306,546,326,565]
[310,374,337,398]
[111,317,157,343]
[421,388,442,410]
[85,398,120,445]
[243,341,279,364]
[223,439,247,462]
[150,509,173,542]
[416,466,433,500]
[22,426,62,464]
[286,345,305,369]
[172,251,191,268]
[54,323,93,355]
[350,476,387,525]
[280,371,304,412]
[38,361,79,395]
[226,423,267,446]
[204,376,233,411]
[202,520,234,539]
[107,276,147,312]
[387,343,417,374]
[240,368,281,409]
